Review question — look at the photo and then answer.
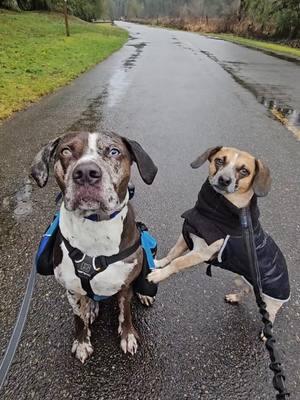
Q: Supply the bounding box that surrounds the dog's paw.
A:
[148,268,170,284]
[225,293,241,304]
[136,293,155,307]
[120,332,139,355]
[72,339,93,364]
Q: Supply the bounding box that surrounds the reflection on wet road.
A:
[107,41,146,107]
[67,36,146,131]
[0,21,299,400]
[171,34,300,139]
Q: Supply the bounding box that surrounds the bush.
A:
[0,0,20,10]
[0,0,102,21]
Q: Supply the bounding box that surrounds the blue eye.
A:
[109,148,120,157]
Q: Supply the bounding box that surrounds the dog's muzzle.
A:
[211,174,236,194]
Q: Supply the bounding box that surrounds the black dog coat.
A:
[182,179,290,301]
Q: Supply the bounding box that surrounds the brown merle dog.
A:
[31,131,158,363]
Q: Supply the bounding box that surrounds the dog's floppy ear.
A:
[31,137,61,188]
[253,159,271,197]
[123,138,158,185]
[191,146,222,169]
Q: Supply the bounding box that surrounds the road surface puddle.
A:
[124,42,146,70]
[107,68,130,108]
[67,91,107,131]
[265,103,300,139]
[200,50,300,140]
[66,40,147,128]
[107,41,146,108]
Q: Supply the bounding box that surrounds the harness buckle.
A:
[93,255,108,271]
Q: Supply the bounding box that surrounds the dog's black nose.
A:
[218,176,232,187]
[72,162,102,186]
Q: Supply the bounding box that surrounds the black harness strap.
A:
[59,229,141,299]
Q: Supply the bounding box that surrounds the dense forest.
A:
[1,0,299,40]
[109,0,300,40]
[110,0,238,19]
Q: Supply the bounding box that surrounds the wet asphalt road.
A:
[0,22,300,400]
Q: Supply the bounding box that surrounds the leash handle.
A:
[240,207,289,399]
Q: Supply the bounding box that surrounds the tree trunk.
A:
[237,0,245,22]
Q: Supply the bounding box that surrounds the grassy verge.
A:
[0,10,128,120]
[207,33,300,59]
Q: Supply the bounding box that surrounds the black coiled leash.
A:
[240,207,290,400]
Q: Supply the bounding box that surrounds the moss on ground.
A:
[208,33,300,59]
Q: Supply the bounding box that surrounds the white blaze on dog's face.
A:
[54,132,131,213]
[208,147,256,194]
[31,131,158,215]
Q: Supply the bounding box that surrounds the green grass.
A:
[208,33,300,59]
[0,10,128,120]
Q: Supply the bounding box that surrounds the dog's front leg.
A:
[67,291,95,363]
[118,287,139,355]
[155,234,188,268]
[148,239,224,283]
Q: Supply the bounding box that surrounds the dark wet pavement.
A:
[0,22,300,399]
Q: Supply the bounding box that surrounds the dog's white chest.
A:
[90,260,136,296]
[54,204,136,297]
[59,205,127,256]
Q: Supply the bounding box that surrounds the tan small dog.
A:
[148,146,290,328]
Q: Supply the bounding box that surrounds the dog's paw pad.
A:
[72,339,93,363]
[224,293,240,304]
[137,293,155,307]
[120,333,138,355]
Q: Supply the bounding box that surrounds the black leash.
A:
[240,207,290,399]
[0,261,36,391]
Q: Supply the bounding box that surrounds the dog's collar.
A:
[84,186,134,222]
[84,205,125,222]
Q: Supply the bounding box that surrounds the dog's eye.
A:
[109,148,121,157]
[215,158,224,167]
[240,167,249,177]
[61,148,72,157]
